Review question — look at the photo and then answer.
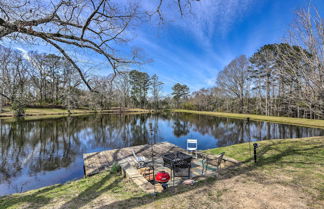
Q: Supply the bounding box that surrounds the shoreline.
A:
[172,109,324,129]
[0,108,153,121]
[2,108,323,130]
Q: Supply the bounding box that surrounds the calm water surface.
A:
[1,112,323,196]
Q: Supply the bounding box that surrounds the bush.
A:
[111,163,121,174]
[11,101,25,117]
[181,102,195,110]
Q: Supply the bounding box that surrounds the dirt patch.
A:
[212,174,310,209]
[127,171,314,209]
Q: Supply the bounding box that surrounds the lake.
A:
[1,112,323,196]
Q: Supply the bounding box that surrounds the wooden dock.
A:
[83,142,239,177]
[83,142,184,177]
[83,142,239,193]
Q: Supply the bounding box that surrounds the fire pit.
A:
[162,151,192,180]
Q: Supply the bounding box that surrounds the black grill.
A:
[162,151,192,178]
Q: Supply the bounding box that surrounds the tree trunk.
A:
[266,73,270,116]
[240,94,244,113]
[0,94,2,113]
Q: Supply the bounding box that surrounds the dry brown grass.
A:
[0,107,152,121]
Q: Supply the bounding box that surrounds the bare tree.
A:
[0,46,30,115]
[28,52,63,104]
[62,60,81,112]
[190,88,216,111]
[150,74,163,110]
[280,7,324,118]
[0,67,3,113]
[217,55,250,113]
[114,72,131,108]
[0,0,197,91]
[0,0,144,91]
[91,75,115,110]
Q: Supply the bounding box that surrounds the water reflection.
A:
[0,113,323,196]
[171,113,323,147]
[172,119,190,137]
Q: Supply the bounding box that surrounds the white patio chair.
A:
[187,139,198,158]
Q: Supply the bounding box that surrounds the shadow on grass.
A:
[0,184,62,209]
[96,140,324,209]
[59,173,122,209]
[0,173,121,209]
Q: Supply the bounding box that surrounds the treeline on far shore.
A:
[0,7,323,119]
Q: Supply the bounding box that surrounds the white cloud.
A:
[15,47,31,61]
[133,33,224,93]
[172,0,256,47]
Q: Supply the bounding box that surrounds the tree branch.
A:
[81,0,105,40]
[0,92,10,100]
[40,36,95,92]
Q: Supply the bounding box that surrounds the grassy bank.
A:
[1,137,323,209]
[0,107,152,120]
[207,137,324,198]
[0,171,145,209]
[173,109,324,129]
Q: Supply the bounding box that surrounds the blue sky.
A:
[2,0,324,95]
[129,0,324,94]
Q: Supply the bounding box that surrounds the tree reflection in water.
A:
[0,113,323,196]
[172,119,190,137]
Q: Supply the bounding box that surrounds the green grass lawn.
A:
[1,137,323,209]
[207,137,324,201]
[173,109,324,129]
[0,171,145,209]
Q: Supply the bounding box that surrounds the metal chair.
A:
[132,150,148,168]
[187,139,198,158]
[201,152,225,175]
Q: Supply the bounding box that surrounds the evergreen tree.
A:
[172,83,189,108]
[129,70,151,108]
